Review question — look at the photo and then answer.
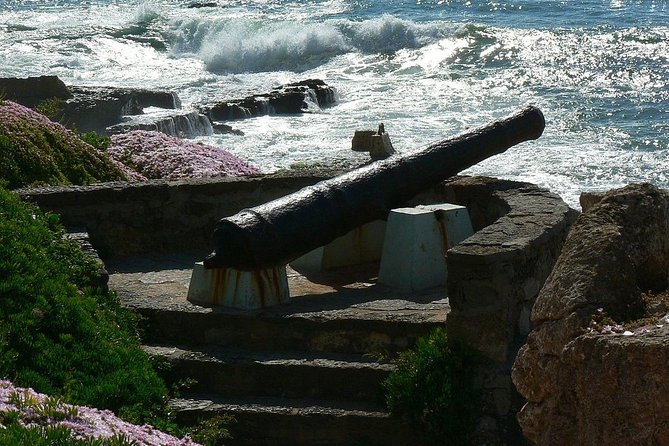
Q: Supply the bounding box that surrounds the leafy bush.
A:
[383,328,479,445]
[0,101,126,188]
[34,97,65,122]
[0,186,166,414]
[80,131,110,151]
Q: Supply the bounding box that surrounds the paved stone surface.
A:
[107,253,449,324]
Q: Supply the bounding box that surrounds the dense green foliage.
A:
[80,131,111,151]
[0,186,166,414]
[383,328,480,445]
[34,97,65,122]
[0,101,125,189]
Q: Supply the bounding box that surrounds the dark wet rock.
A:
[512,183,669,446]
[0,76,181,133]
[107,110,213,138]
[203,79,337,121]
[64,86,182,133]
[187,1,217,7]
[0,75,72,107]
[212,122,245,136]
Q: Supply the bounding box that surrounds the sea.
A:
[0,0,667,207]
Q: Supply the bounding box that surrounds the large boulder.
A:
[64,86,181,133]
[0,76,181,133]
[512,183,669,445]
[0,76,72,107]
[203,79,337,121]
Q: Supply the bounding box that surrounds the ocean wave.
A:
[169,15,454,73]
[134,2,162,24]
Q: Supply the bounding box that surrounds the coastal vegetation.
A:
[0,100,261,190]
[107,130,261,180]
[0,101,127,189]
[0,186,200,444]
[384,328,479,445]
[0,94,261,444]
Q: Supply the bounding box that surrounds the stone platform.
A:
[108,253,448,446]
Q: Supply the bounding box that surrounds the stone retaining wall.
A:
[19,172,337,258]
[435,176,578,444]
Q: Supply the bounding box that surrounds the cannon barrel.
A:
[205,106,545,270]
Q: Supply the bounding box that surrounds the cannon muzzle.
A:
[205,106,545,269]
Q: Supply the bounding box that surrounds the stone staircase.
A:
[109,255,448,445]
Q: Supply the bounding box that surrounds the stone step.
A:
[130,296,446,356]
[145,344,393,404]
[171,395,423,446]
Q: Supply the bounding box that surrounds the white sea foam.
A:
[169,15,451,73]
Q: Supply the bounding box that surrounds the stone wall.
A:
[439,176,579,444]
[18,172,337,258]
[512,183,669,446]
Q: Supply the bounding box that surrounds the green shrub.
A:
[34,97,65,122]
[188,415,234,446]
[80,131,110,151]
[383,328,480,445]
[0,186,166,414]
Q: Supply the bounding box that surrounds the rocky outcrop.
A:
[0,75,72,107]
[64,86,181,133]
[512,183,669,446]
[203,79,337,121]
[0,76,181,133]
[107,111,213,138]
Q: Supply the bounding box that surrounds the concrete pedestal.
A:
[378,204,473,292]
[187,262,289,309]
[291,220,386,272]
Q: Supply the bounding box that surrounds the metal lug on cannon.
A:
[187,262,289,309]
[378,203,473,292]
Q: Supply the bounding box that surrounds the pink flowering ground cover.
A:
[108,130,261,180]
[0,381,201,446]
[0,101,128,188]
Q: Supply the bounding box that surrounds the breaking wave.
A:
[169,15,451,73]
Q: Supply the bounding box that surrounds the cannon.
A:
[204,106,545,270]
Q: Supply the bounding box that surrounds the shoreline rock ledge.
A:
[512,183,669,446]
[0,75,181,133]
[202,79,337,121]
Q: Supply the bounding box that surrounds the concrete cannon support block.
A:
[378,203,473,292]
[187,262,289,309]
[290,220,386,272]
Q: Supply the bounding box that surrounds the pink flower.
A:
[108,130,261,180]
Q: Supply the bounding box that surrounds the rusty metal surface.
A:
[205,106,545,269]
